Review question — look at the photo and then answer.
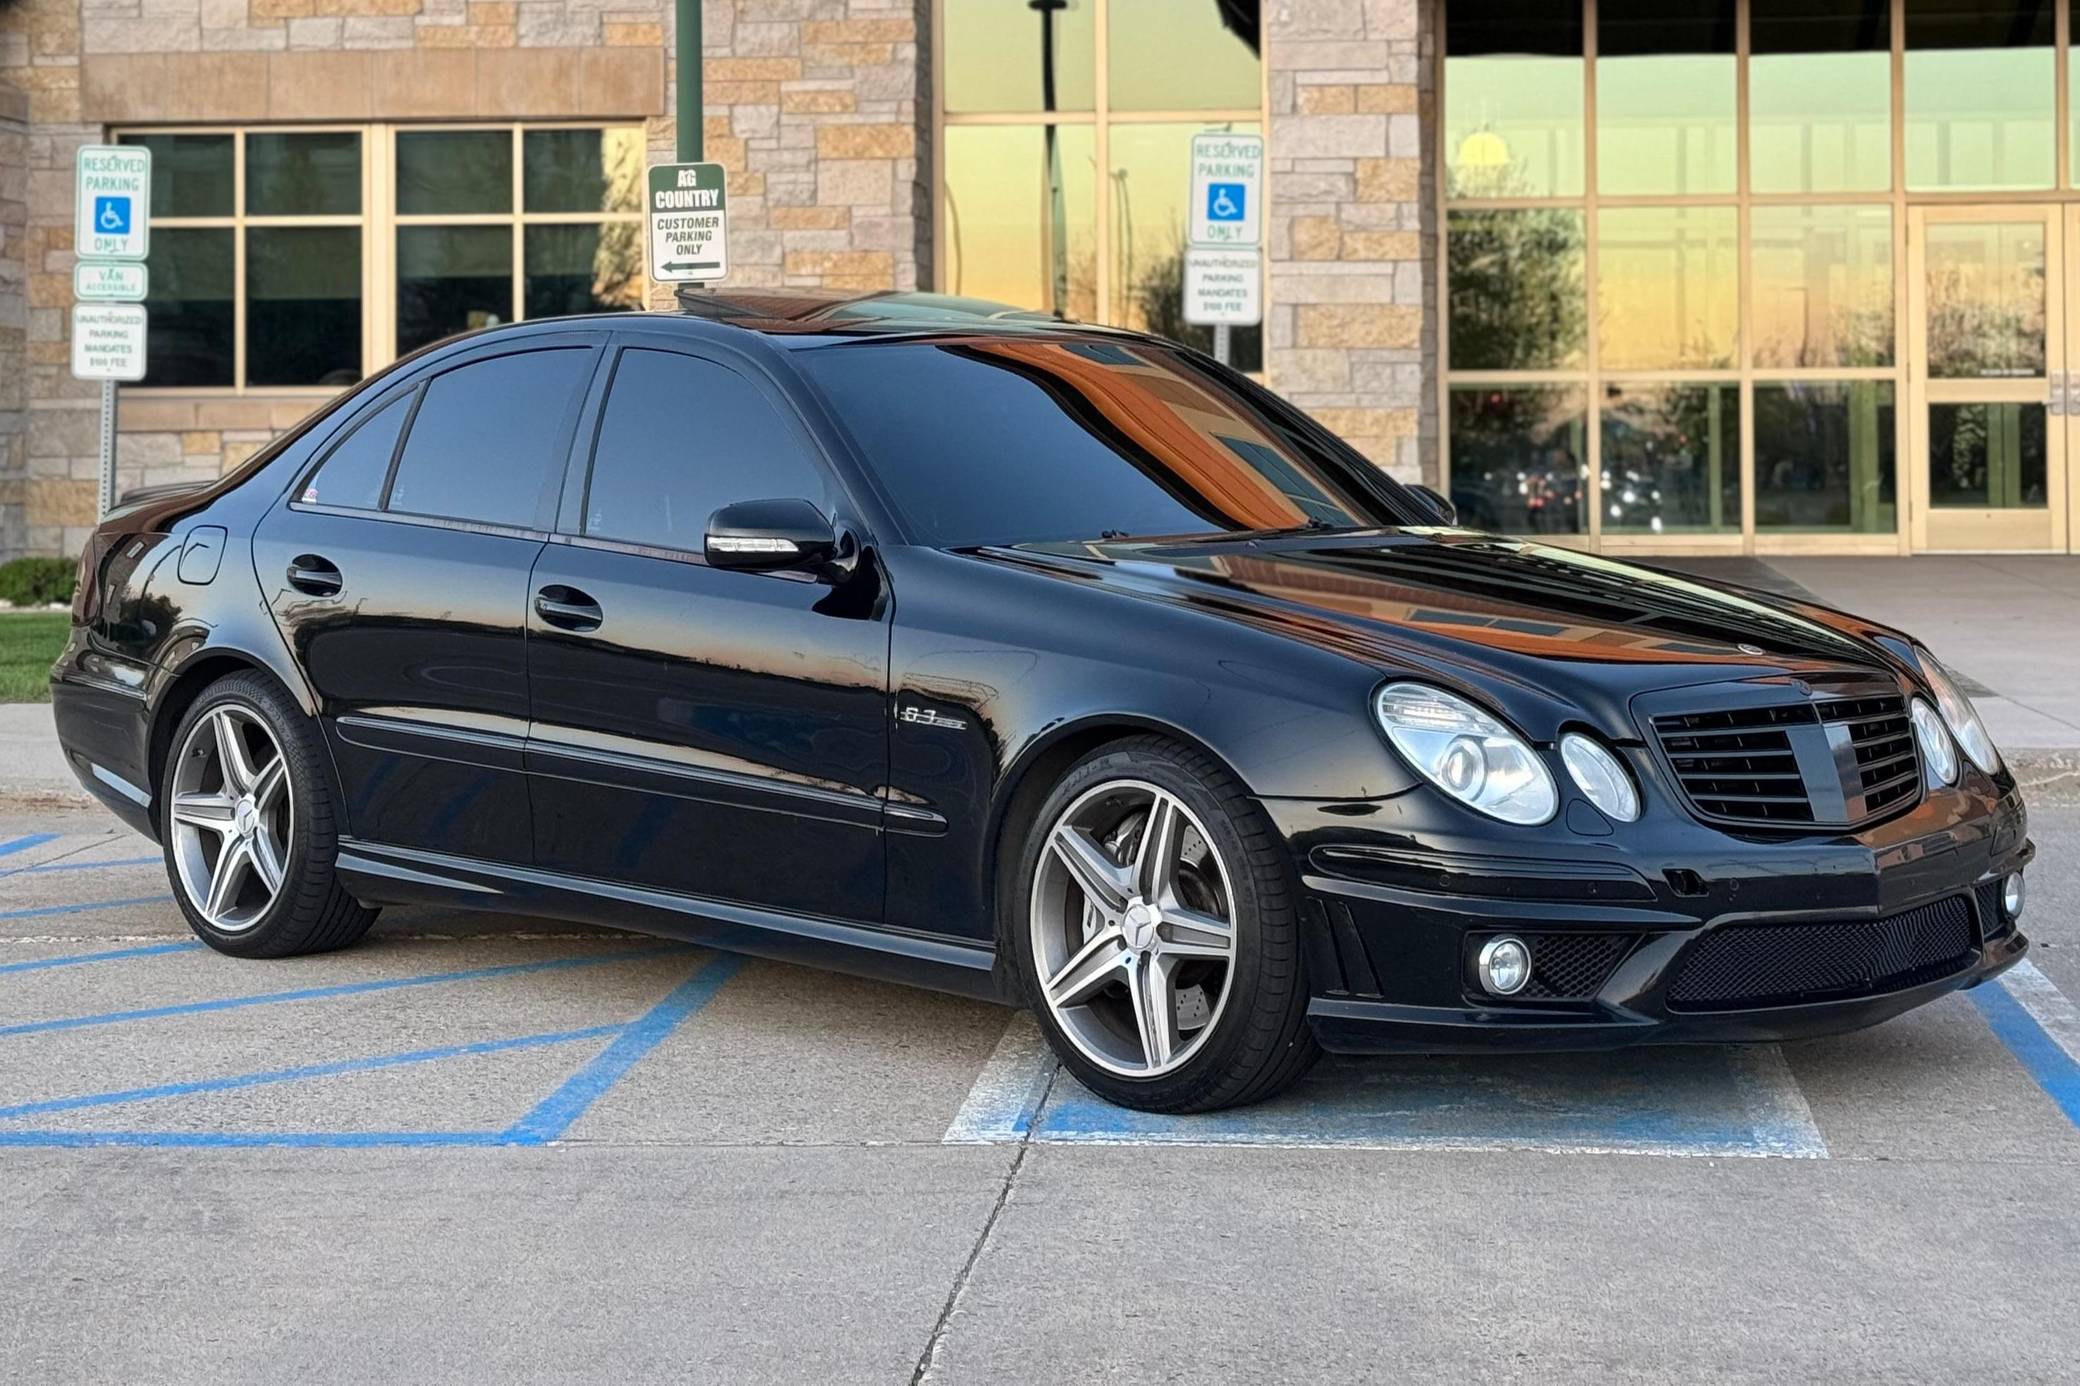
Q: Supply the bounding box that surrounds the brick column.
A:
[655,0,930,301]
[1264,0,1435,485]
[0,80,26,560]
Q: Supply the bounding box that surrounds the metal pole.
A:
[96,381,117,517]
[676,0,702,161]
[1213,323,1231,368]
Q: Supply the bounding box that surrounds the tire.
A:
[159,670,378,958]
[1008,735,1319,1113]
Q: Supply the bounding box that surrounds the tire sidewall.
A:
[161,674,325,956]
[1008,742,1294,1108]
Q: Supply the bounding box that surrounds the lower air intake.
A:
[1666,895,1974,1011]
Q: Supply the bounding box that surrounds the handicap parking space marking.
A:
[0,952,744,1148]
[0,833,60,859]
[0,854,161,878]
[0,894,173,924]
[1973,960,2080,1128]
[945,1013,1826,1158]
[0,940,201,975]
[0,942,697,1039]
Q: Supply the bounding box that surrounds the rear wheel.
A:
[1011,736,1318,1112]
[162,671,377,958]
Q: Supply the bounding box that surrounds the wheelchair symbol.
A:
[94,196,131,236]
[1206,183,1245,223]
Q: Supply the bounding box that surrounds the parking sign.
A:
[75,145,151,261]
[1188,133,1263,248]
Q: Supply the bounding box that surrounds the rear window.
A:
[797,338,1412,547]
[385,347,592,528]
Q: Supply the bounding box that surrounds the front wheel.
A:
[1011,736,1318,1113]
[161,671,378,958]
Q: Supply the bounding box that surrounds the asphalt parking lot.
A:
[4,798,2079,1383]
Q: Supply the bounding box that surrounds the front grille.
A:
[1654,705,1816,824]
[1652,691,1922,830]
[1520,933,1633,1000]
[1816,694,1921,818]
[1665,895,1975,1011]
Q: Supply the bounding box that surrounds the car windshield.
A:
[796,337,1422,547]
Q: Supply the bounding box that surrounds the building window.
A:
[119,123,644,393]
[936,0,1265,370]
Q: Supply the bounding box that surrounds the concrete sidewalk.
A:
[5,554,2076,805]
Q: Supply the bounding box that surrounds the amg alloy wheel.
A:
[170,704,291,933]
[1013,737,1318,1112]
[160,672,378,958]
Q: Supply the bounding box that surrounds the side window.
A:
[300,391,411,511]
[386,347,592,528]
[584,349,830,551]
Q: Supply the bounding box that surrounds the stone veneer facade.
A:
[0,0,1432,559]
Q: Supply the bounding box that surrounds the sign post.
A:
[1183,131,1264,366]
[648,161,729,286]
[72,144,151,516]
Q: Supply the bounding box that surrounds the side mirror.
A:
[1409,484,1458,526]
[705,497,851,580]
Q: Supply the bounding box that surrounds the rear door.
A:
[254,334,600,864]
[523,338,891,923]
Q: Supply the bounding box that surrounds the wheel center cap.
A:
[1122,901,1159,952]
[233,797,260,838]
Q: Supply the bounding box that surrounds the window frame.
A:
[929,0,1269,361]
[116,121,646,399]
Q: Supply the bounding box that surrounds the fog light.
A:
[2003,872,2026,922]
[1477,936,1532,996]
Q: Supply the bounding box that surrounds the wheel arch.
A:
[982,714,1249,975]
[145,645,331,834]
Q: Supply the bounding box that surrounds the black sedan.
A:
[50,291,2032,1113]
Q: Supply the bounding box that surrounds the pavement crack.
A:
[908,1063,1058,1386]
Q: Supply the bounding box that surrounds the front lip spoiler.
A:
[1307,928,2028,1054]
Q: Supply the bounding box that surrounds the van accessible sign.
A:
[75,144,151,261]
[648,162,729,284]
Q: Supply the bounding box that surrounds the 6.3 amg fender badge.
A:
[897,705,967,731]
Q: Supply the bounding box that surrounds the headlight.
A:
[1915,648,2000,776]
[1375,683,1558,825]
[1559,732,1640,822]
[1909,697,1957,785]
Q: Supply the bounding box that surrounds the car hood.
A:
[988,528,1915,741]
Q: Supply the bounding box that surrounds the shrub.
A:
[0,557,78,608]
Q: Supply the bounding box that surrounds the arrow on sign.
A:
[662,262,723,273]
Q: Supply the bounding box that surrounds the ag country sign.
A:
[648,162,728,284]
[75,144,151,261]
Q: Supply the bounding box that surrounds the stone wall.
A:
[1264,0,1435,484]
[0,79,27,560]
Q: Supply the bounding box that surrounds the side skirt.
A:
[335,838,1006,1003]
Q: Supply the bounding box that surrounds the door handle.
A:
[286,554,343,597]
[534,585,603,632]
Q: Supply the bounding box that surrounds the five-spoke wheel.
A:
[1030,778,1239,1078]
[169,704,292,933]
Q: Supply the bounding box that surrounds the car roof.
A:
[491,288,1153,353]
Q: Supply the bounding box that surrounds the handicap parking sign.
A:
[94,197,131,236]
[1187,133,1263,247]
[1206,183,1245,223]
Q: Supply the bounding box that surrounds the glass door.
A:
[1906,206,2067,552]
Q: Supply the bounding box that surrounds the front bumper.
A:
[1274,773,2033,1054]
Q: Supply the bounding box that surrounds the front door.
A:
[1907,205,2069,552]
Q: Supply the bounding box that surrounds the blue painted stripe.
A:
[503,954,742,1144]
[0,1023,621,1121]
[0,894,172,922]
[1972,981,2080,1128]
[0,941,201,975]
[0,1129,512,1148]
[0,944,694,1040]
[0,833,59,860]
[0,855,161,877]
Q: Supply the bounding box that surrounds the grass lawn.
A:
[0,611,70,703]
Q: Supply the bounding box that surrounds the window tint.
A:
[583,349,829,550]
[797,339,1415,547]
[301,391,412,510]
[386,348,591,527]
